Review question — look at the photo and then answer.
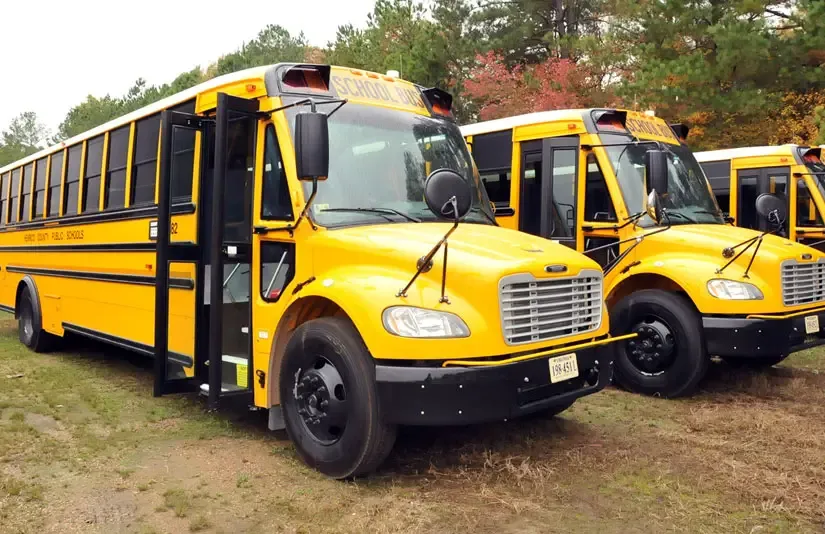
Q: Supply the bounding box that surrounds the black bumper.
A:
[375,343,614,426]
[703,310,825,358]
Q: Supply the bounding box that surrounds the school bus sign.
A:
[329,69,429,114]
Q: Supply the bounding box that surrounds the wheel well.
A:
[606,273,689,309]
[266,296,348,407]
[14,281,29,319]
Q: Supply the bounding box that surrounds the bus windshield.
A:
[285,101,495,228]
[802,151,825,202]
[601,134,725,227]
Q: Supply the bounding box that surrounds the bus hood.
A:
[640,224,821,270]
[310,222,602,281]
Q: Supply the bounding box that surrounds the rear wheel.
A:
[721,354,788,368]
[280,317,396,479]
[17,289,56,353]
[610,289,708,398]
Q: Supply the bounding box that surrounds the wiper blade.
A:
[321,207,421,223]
[665,211,696,223]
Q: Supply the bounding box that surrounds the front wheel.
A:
[610,289,708,398]
[280,317,396,479]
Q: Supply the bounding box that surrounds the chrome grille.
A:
[499,270,603,346]
[781,259,825,307]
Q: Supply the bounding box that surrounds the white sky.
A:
[0,0,377,135]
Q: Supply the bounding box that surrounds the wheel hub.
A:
[295,358,347,443]
[626,318,676,375]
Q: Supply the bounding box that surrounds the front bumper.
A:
[375,341,615,426]
[703,308,825,357]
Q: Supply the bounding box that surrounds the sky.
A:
[0,0,377,135]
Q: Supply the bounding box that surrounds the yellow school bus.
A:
[462,109,825,398]
[694,144,825,249]
[0,64,628,479]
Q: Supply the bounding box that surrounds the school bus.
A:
[461,109,825,398]
[0,64,629,479]
[694,145,825,249]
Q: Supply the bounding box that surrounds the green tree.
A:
[214,24,309,75]
[0,112,49,167]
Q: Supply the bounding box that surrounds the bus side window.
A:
[0,172,8,225]
[82,135,104,214]
[261,125,294,220]
[10,168,21,222]
[472,130,513,212]
[797,178,823,226]
[260,241,296,301]
[21,163,33,222]
[63,145,82,216]
[583,153,616,222]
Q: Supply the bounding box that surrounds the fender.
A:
[15,275,43,333]
[606,253,773,315]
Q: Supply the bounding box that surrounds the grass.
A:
[1,315,825,533]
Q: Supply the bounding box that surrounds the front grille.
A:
[499,270,603,346]
[781,259,825,307]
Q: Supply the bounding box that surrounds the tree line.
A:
[3,0,825,168]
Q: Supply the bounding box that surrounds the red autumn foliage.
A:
[463,51,585,120]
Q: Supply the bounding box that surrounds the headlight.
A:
[707,279,763,300]
[382,306,470,338]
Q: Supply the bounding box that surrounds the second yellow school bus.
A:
[694,144,825,249]
[0,64,628,478]
[462,109,825,398]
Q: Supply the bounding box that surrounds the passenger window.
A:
[519,149,542,236]
[105,126,130,209]
[480,171,511,208]
[473,130,513,209]
[584,153,616,222]
[10,168,20,222]
[551,149,576,239]
[223,117,255,243]
[83,135,104,213]
[21,163,33,221]
[261,125,294,220]
[33,158,47,219]
[63,145,82,215]
[131,113,161,206]
[260,241,296,301]
[0,172,8,224]
[48,151,64,217]
[797,178,824,227]
[170,101,196,202]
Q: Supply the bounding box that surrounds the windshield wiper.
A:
[664,211,696,224]
[321,207,421,223]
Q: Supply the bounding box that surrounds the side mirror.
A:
[755,193,787,228]
[294,111,329,181]
[645,150,668,196]
[644,189,664,224]
[424,168,472,221]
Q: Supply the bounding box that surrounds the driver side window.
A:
[584,153,616,222]
[261,125,294,221]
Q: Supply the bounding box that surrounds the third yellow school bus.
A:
[463,109,825,398]
[0,64,628,479]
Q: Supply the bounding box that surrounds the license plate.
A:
[549,353,579,384]
[805,315,820,334]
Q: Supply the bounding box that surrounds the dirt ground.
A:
[1,316,825,534]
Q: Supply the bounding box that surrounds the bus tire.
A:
[610,289,708,398]
[17,288,56,353]
[279,316,397,479]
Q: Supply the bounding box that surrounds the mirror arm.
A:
[270,97,348,115]
[397,220,459,299]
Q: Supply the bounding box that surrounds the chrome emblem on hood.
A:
[545,264,568,273]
